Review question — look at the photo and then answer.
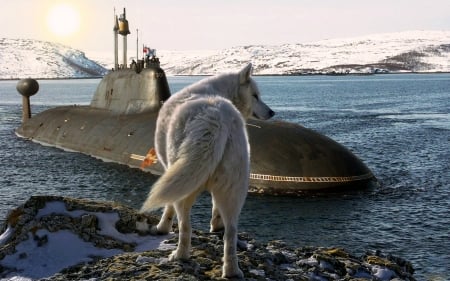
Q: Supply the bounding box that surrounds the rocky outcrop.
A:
[0,196,415,280]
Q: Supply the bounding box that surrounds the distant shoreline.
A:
[0,76,104,81]
[1,71,449,81]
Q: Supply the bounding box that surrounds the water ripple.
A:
[1,75,450,280]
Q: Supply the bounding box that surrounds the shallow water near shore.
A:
[1,74,449,279]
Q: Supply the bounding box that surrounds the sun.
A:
[46,3,80,37]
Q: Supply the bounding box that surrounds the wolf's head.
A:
[233,64,275,120]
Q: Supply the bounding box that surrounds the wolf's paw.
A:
[156,222,172,234]
[222,264,244,279]
[210,224,225,233]
[150,225,171,235]
[168,249,190,261]
[210,215,224,232]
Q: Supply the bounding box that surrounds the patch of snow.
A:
[372,265,396,280]
[135,255,159,264]
[1,229,121,279]
[0,225,13,245]
[298,256,319,266]
[1,277,33,281]
[249,269,265,277]
[319,259,334,271]
[0,201,174,280]
[36,201,174,251]
[36,201,79,218]
[308,272,329,281]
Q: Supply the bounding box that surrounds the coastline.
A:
[0,196,417,280]
[1,71,449,81]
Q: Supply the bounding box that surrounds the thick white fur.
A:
[140,63,273,278]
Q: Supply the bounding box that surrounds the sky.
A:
[2,0,450,55]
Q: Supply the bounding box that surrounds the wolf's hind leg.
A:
[211,188,246,278]
[169,193,197,261]
[155,204,175,234]
[210,197,224,232]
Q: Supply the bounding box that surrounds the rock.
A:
[0,196,416,280]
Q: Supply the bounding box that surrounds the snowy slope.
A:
[156,30,450,75]
[1,30,450,78]
[0,38,108,79]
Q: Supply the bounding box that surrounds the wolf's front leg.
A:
[155,205,175,234]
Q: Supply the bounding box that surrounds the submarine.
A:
[15,9,376,195]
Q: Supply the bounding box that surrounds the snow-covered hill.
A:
[0,38,108,79]
[1,30,450,78]
[157,30,450,75]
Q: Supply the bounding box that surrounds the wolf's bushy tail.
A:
[140,121,229,212]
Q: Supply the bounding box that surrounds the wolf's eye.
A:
[253,94,259,101]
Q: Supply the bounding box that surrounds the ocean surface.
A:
[1,74,449,280]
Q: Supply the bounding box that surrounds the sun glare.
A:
[46,3,80,37]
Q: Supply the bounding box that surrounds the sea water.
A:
[0,74,449,280]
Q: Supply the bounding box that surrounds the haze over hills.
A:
[1,30,450,79]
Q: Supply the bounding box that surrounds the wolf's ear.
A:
[239,63,253,84]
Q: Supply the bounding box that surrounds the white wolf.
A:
[140,63,274,278]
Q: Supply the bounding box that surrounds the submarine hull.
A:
[246,119,375,194]
[15,105,164,176]
[15,65,376,195]
[16,107,376,195]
